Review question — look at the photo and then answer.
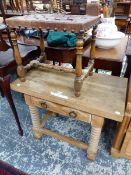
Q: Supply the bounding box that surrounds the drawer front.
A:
[31,96,91,123]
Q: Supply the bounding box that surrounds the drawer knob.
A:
[69,111,77,118]
[41,102,47,108]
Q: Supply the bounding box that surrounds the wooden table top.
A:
[6,14,100,32]
[11,69,127,122]
[83,36,128,62]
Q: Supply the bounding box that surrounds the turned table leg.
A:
[87,115,104,160]
[29,105,43,139]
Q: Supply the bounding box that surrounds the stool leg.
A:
[74,30,85,97]
[74,38,83,97]
[39,29,46,62]
[87,116,104,160]
[29,105,43,139]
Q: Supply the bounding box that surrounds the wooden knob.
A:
[69,111,77,118]
[41,102,47,108]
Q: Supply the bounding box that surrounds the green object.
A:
[47,31,77,47]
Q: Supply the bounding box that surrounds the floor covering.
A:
[0,72,131,175]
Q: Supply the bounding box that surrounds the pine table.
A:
[10,69,127,160]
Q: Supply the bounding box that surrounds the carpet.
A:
[0,78,131,175]
[0,160,28,175]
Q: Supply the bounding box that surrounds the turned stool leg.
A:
[29,105,43,139]
[11,31,26,82]
[74,30,84,97]
[89,25,97,76]
[87,115,104,160]
[38,28,47,63]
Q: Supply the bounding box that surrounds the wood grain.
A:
[83,36,128,62]
[11,69,127,121]
[30,96,92,123]
[120,130,131,159]
[32,127,88,150]
[111,74,131,159]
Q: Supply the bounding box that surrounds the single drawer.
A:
[31,96,91,123]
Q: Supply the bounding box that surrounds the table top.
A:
[6,14,100,32]
[83,36,128,62]
[11,69,127,122]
